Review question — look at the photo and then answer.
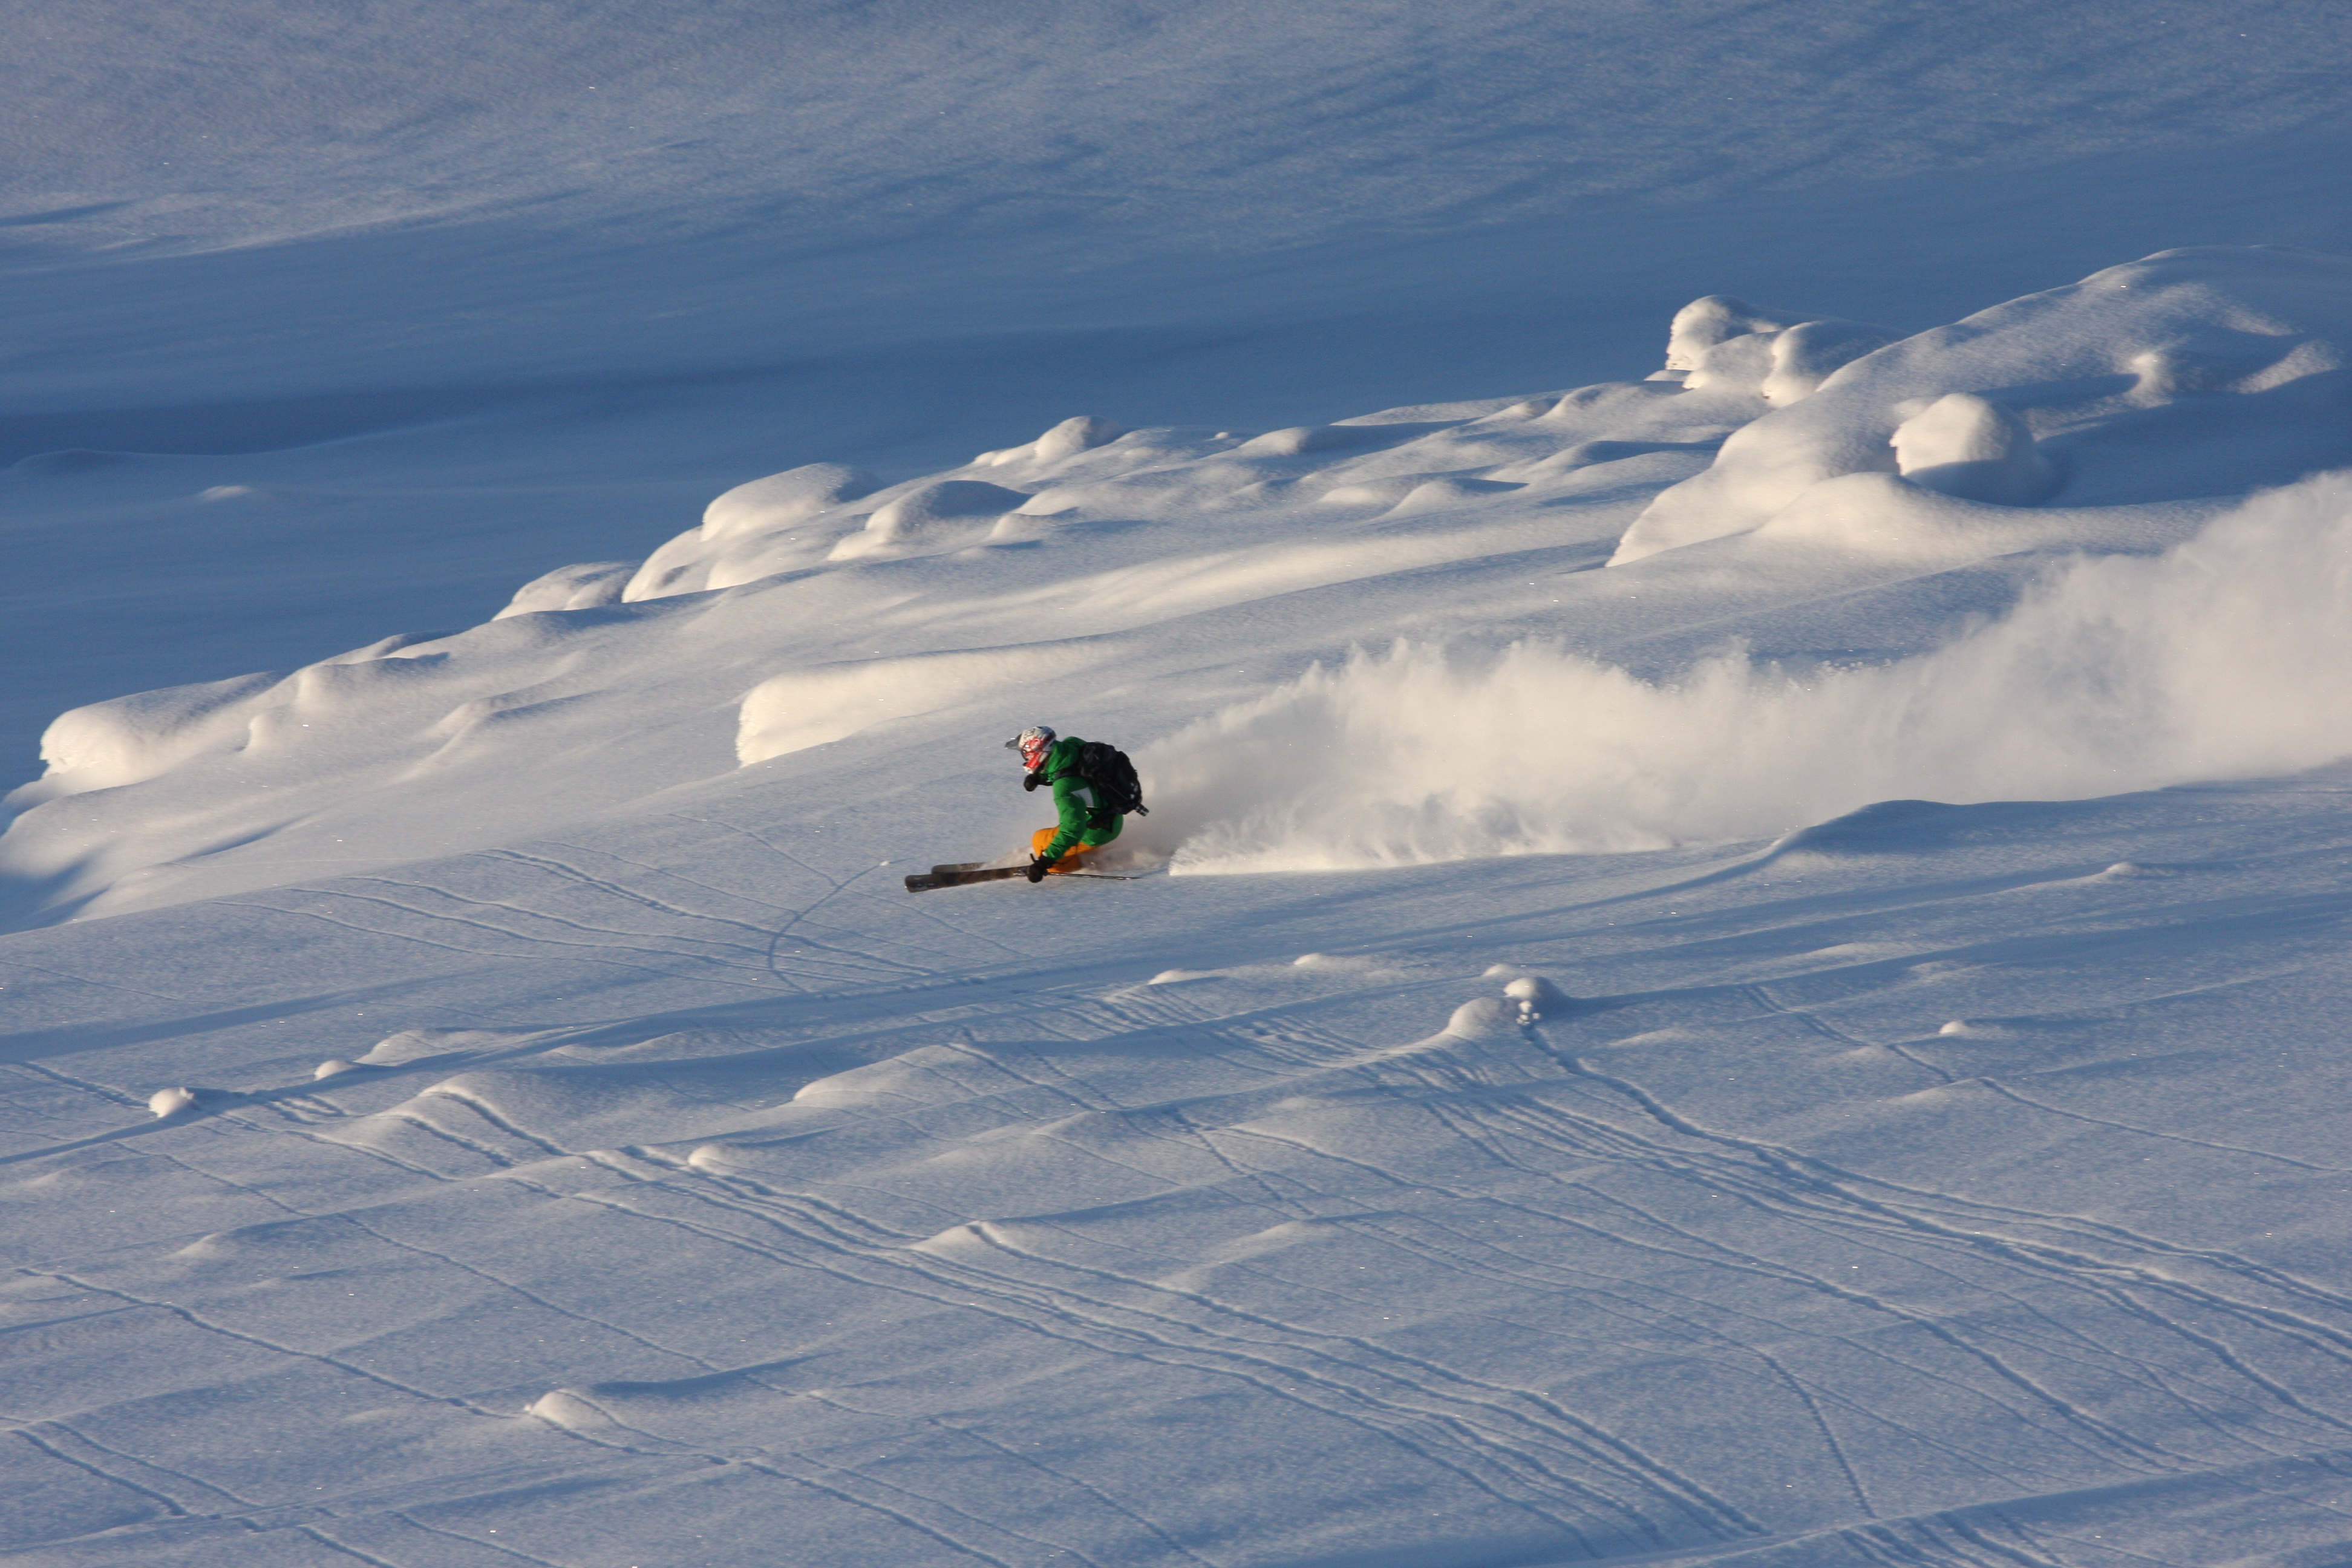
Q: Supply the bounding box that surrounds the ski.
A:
[905,866,1027,892]
[904,866,1140,893]
[931,861,986,874]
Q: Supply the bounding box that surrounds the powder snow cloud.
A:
[1148,471,2352,872]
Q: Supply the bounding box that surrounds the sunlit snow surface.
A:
[9,2,2352,1560]
[18,789,2352,1568]
[11,241,2352,1566]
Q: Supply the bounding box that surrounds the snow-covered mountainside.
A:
[12,240,2352,1566]
[11,3,2352,1564]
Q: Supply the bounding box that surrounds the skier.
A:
[1008,725,1128,882]
[901,728,1148,892]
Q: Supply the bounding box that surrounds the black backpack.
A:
[1069,740,1148,822]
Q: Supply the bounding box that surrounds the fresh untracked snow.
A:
[8,5,2352,1567]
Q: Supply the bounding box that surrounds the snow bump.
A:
[494,561,638,619]
[1892,393,2057,505]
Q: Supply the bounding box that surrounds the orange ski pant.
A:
[1030,827,1099,874]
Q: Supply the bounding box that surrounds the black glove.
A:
[1025,855,1052,883]
[1023,771,1044,792]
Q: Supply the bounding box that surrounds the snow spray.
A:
[1145,471,2352,872]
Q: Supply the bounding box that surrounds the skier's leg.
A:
[1029,827,1093,873]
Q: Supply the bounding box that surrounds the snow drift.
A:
[1152,471,2352,872]
[1613,246,2352,563]
[7,249,2351,926]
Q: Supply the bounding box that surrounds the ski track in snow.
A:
[16,773,2352,1563]
[2,7,2352,1552]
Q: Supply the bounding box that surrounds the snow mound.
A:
[1236,425,1388,458]
[1503,975,1570,1021]
[25,671,284,795]
[1665,295,1804,371]
[148,1086,197,1117]
[1760,319,1904,405]
[1443,998,1524,1039]
[359,1027,534,1066]
[976,414,1126,468]
[1890,393,2058,505]
[526,1389,618,1431]
[1668,295,1898,407]
[830,479,1034,559]
[1656,292,1890,409]
[1615,247,2352,563]
[700,463,881,542]
[623,463,881,598]
[494,561,638,620]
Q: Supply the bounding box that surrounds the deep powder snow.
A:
[9,7,2352,1566]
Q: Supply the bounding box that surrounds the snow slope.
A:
[9,246,2348,920]
[10,2,2352,1563]
[20,776,2352,1568]
[12,244,2352,1565]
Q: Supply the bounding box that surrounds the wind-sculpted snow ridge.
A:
[0,336,1733,923]
[1615,246,2352,562]
[5,248,2350,923]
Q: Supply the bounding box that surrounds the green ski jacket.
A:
[1036,736,1125,862]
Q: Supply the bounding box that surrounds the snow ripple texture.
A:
[10,244,2352,1566]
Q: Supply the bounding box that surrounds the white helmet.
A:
[1005,726,1056,770]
